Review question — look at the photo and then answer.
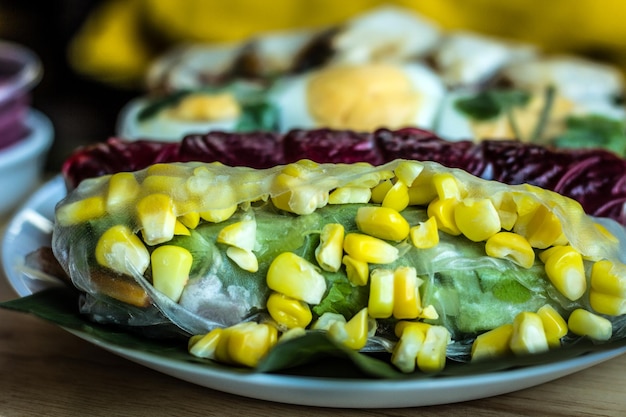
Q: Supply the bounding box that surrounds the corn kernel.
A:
[417,325,450,372]
[591,260,626,297]
[454,198,501,242]
[370,179,393,204]
[394,161,424,185]
[200,205,238,223]
[432,172,462,200]
[178,212,200,229]
[278,327,307,343]
[537,304,568,348]
[333,307,369,350]
[226,322,278,367]
[409,217,439,249]
[56,196,107,226]
[217,219,256,251]
[510,312,549,355]
[543,246,586,301]
[106,172,140,212]
[471,324,514,362]
[266,252,327,304]
[137,194,177,245]
[174,220,191,236]
[188,328,223,359]
[391,324,425,373]
[342,255,369,286]
[567,308,612,341]
[522,205,564,249]
[311,312,346,331]
[589,290,626,316]
[394,320,431,338]
[368,269,395,318]
[393,266,423,319]
[95,225,150,277]
[343,233,399,264]
[491,192,518,231]
[226,247,259,272]
[171,92,241,121]
[427,198,461,236]
[356,206,410,241]
[419,305,439,320]
[382,181,410,212]
[485,232,535,269]
[266,292,313,329]
[407,171,437,206]
[328,186,372,204]
[151,245,193,302]
[315,223,345,272]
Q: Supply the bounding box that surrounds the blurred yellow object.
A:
[69,0,626,88]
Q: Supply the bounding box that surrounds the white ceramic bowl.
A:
[0,109,53,215]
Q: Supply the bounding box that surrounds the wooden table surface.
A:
[1,213,625,417]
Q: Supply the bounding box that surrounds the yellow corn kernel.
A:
[485,232,535,269]
[137,194,176,245]
[394,320,431,338]
[417,325,450,373]
[266,292,313,329]
[409,217,439,249]
[407,171,437,206]
[343,233,399,264]
[370,179,393,204]
[174,220,191,236]
[432,172,462,201]
[382,180,410,212]
[538,245,567,264]
[454,198,501,242]
[151,245,193,302]
[510,312,549,355]
[522,205,564,249]
[593,223,619,244]
[188,328,223,359]
[171,92,241,121]
[368,269,395,318]
[342,255,369,286]
[200,205,238,223]
[394,161,424,186]
[145,163,189,177]
[226,247,258,272]
[512,192,542,218]
[95,225,150,276]
[266,252,327,304]
[330,307,369,350]
[278,327,307,343]
[589,290,626,316]
[567,308,612,341]
[427,198,461,236]
[178,212,200,229]
[106,172,140,212]
[590,260,626,297]
[356,206,410,242]
[217,219,256,251]
[491,192,518,231]
[328,186,372,204]
[471,324,514,362]
[311,312,346,331]
[537,304,568,348]
[141,175,186,196]
[56,196,107,226]
[226,322,278,368]
[543,246,586,301]
[419,305,439,320]
[315,223,345,272]
[391,324,426,373]
[393,266,423,320]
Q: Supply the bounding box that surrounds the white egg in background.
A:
[268,62,446,133]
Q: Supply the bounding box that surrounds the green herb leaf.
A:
[553,115,626,156]
[454,90,531,121]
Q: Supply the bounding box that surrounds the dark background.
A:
[0,0,142,172]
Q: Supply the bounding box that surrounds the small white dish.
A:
[0,109,53,215]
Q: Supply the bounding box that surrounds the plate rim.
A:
[2,176,626,408]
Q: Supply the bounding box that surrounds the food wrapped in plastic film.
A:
[52,159,626,372]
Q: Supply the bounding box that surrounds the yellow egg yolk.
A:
[306,64,421,131]
[168,92,241,121]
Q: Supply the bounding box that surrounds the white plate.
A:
[2,176,626,408]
